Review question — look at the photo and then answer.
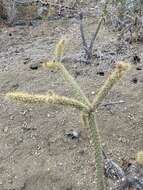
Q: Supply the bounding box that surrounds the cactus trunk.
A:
[88,113,105,190]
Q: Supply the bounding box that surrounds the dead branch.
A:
[78,12,104,63]
[79,12,89,54]
[100,100,125,107]
[89,17,104,51]
[103,152,143,190]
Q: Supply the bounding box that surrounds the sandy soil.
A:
[0,15,143,190]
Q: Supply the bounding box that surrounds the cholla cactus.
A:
[136,151,143,165]
[5,39,130,190]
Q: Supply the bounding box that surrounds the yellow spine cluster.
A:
[136,151,143,165]
[43,61,59,69]
[54,38,65,61]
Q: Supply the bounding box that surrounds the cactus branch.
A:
[80,112,90,128]
[44,38,91,106]
[58,63,91,106]
[6,92,89,111]
[44,61,91,107]
[54,38,66,61]
[91,62,130,111]
[136,151,143,165]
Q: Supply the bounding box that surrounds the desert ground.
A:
[0,4,143,189]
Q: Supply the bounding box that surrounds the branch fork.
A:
[78,12,104,64]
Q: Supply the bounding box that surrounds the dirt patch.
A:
[0,15,143,190]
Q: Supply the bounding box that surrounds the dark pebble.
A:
[23,58,30,65]
[97,71,105,76]
[79,150,85,155]
[133,55,141,64]
[131,77,138,84]
[75,70,81,78]
[65,131,80,140]
[9,33,12,36]
[30,63,39,70]
[11,83,19,90]
[136,67,142,71]
[109,52,116,56]
[15,49,20,53]
[66,186,73,190]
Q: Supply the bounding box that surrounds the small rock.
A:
[75,70,81,78]
[47,114,50,118]
[58,162,63,166]
[78,150,85,155]
[7,178,13,184]
[11,83,19,90]
[3,127,8,133]
[118,137,127,143]
[22,126,36,132]
[128,114,133,120]
[131,77,138,84]
[8,33,12,37]
[37,145,41,150]
[118,137,122,142]
[72,131,80,138]
[35,150,40,156]
[23,58,30,65]
[66,186,73,190]
[10,115,14,120]
[133,55,141,64]
[97,71,105,76]
[15,49,20,54]
[30,63,39,70]
[0,180,3,185]
[91,91,95,95]
[136,67,142,71]
[65,130,80,140]
[102,143,106,147]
